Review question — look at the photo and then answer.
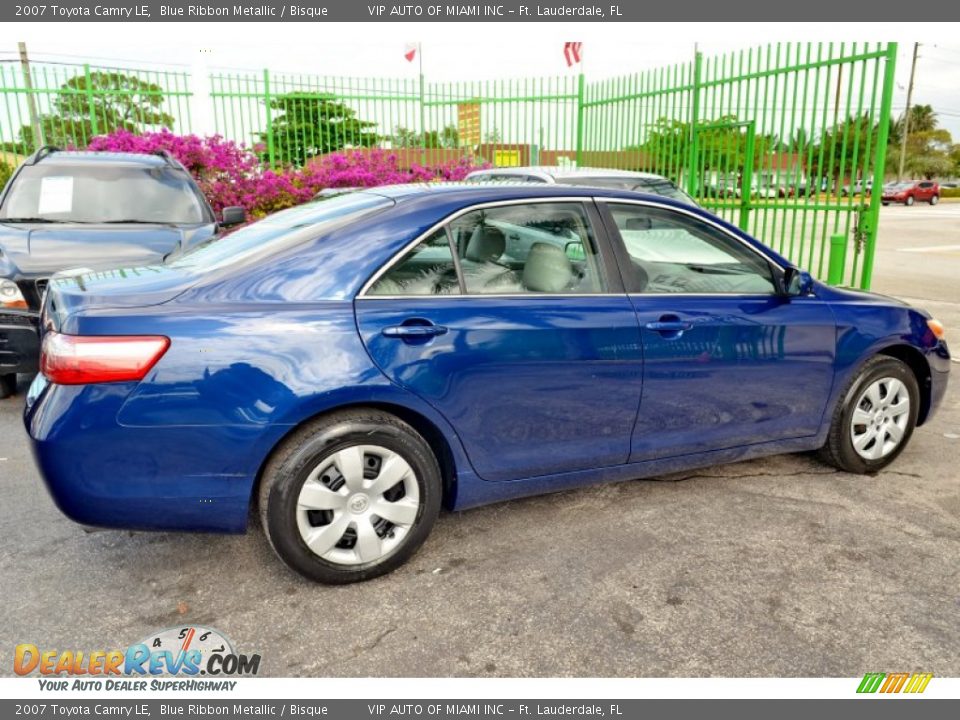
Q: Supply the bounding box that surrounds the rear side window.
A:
[367,201,606,297]
[367,230,460,296]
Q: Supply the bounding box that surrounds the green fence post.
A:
[575,73,585,166]
[84,64,99,139]
[739,122,756,232]
[827,234,848,285]
[685,52,702,196]
[859,42,897,290]
[263,68,275,168]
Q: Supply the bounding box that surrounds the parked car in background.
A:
[465,165,698,205]
[0,146,245,398]
[841,179,873,197]
[25,184,949,584]
[882,180,940,206]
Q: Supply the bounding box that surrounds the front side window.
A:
[367,201,606,297]
[0,163,210,224]
[607,203,776,294]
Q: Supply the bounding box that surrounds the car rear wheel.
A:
[0,373,16,399]
[930,195,939,206]
[819,356,919,474]
[258,409,442,584]
[905,195,915,206]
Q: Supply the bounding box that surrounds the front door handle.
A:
[382,323,448,339]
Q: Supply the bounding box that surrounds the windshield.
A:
[0,163,210,224]
[562,176,697,205]
[168,192,394,272]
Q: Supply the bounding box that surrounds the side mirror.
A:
[779,267,814,297]
[220,206,246,227]
[565,241,586,262]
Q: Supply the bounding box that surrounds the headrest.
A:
[523,242,573,293]
[465,225,506,263]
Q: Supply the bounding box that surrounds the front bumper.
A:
[0,309,40,375]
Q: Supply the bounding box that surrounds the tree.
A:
[886,105,955,179]
[15,71,175,151]
[391,123,460,149]
[894,128,955,179]
[258,93,378,166]
[810,113,883,185]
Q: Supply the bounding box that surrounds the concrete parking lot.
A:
[1,204,958,677]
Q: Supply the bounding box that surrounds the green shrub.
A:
[0,160,13,192]
[939,187,960,198]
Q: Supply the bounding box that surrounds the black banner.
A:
[1,700,958,719]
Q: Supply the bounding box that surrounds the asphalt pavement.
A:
[1,204,958,677]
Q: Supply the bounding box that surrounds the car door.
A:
[355,199,643,483]
[917,182,933,201]
[598,200,837,462]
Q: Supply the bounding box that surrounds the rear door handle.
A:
[645,320,693,332]
[382,324,448,339]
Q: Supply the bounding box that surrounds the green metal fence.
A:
[1,43,897,288]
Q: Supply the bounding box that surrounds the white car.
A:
[465,166,698,206]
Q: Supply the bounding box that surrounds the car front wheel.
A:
[819,356,919,474]
[259,409,442,584]
[930,195,939,206]
[905,195,915,206]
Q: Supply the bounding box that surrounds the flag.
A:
[564,42,582,67]
[404,43,418,63]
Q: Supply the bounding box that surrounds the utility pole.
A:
[897,42,919,182]
[18,42,43,151]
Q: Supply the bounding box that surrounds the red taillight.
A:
[40,333,170,385]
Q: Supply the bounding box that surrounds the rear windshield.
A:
[168,192,394,272]
[562,176,697,205]
[0,163,211,224]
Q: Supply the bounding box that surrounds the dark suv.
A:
[0,147,245,397]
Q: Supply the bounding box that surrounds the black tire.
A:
[905,195,915,206]
[819,356,920,474]
[0,374,16,399]
[258,409,442,584]
[882,201,890,206]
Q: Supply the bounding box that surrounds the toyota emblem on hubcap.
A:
[348,494,370,514]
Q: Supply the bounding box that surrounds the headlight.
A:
[0,279,28,309]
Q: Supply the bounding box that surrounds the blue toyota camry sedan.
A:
[24,184,950,583]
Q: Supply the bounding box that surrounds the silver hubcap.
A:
[296,445,420,566]
[850,377,911,460]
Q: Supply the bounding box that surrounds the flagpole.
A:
[418,42,426,165]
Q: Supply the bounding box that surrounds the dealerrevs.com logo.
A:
[14,626,261,690]
[857,672,933,694]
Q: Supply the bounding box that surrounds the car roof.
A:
[466,166,671,182]
[31,150,172,168]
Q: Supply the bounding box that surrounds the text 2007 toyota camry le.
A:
[24,184,950,583]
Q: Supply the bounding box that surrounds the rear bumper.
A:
[24,378,263,533]
[0,310,40,375]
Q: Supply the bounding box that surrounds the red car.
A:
[882,180,940,206]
